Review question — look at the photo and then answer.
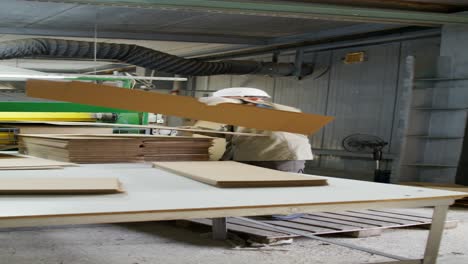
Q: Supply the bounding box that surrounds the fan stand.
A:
[373,148,391,183]
[342,134,391,184]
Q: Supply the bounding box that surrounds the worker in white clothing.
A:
[198,87,313,174]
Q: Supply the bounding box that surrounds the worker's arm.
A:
[186,120,230,138]
[219,125,235,160]
[182,97,243,138]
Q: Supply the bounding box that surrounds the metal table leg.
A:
[212,217,227,240]
[422,205,449,264]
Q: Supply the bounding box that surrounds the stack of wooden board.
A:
[18,134,213,163]
[152,161,328,188]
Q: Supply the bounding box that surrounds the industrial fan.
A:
[342,134,391,183]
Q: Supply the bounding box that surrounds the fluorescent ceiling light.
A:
[0,66,187,81]
[0,86,14,90]
[0,74,68,80]
[0,74,187,81]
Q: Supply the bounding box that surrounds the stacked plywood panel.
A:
[18,134,213,163]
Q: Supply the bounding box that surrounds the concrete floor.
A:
[0,208,467,264]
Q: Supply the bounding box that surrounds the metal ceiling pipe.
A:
[0,38,311,77]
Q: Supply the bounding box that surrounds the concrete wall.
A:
[193,37,441,181]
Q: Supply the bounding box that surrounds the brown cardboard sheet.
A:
[0,153,77,170]
[0,177,123,194]
[26,80,334,135]
[152,161,328,188]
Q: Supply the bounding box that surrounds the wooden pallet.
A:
[455,197,468,207]
[183,209,458,244]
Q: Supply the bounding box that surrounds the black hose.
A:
[0,38,311,76]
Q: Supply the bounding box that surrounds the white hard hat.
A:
[212,87,271,98]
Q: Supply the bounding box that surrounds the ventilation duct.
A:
[0,38,312,77]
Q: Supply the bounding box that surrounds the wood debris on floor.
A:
[181,209,458,244]
[18,134,213,163]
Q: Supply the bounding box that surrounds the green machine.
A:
[0,76,149,127]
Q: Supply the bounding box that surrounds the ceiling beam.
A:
[195,27,441,60]
[283,0,465,13]
[181,24,405,58]
[268,23,405,45]
[0,27,268,45]
[27,0,468,26]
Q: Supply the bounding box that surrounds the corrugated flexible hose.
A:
[0,38,311,76]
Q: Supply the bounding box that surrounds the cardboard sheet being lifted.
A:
[26,80,334,135]
[152,161,328,188]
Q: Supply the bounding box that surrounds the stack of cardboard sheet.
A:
[0,123,113,149]
[141,137,212,161]
[18,134,213,163]
[19,135,143,163]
